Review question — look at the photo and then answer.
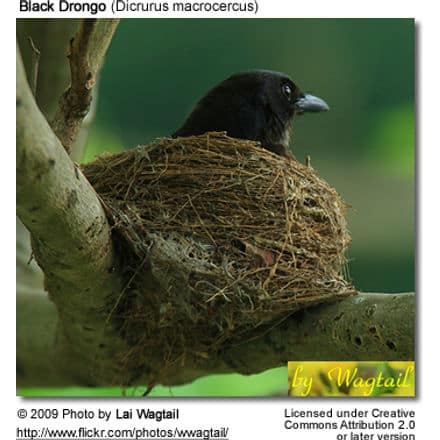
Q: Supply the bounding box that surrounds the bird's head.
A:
[255,69,330,120]
[235,70,330,153]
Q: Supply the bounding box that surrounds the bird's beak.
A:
[294,94,330,114]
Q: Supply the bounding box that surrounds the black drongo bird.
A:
[172,70,329,157]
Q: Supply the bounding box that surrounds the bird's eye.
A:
[282,83,292,100]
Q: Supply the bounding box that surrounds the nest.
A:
[82,132,355,385]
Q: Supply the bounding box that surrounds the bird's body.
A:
[173,70,329,157]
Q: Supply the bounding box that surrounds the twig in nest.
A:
[27,36,40,97]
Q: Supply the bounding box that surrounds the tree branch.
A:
[17,44,113,293]
[17,19,81,119]
[17,291,414,387]
[155,292,415,386]
[51,19,119,154]
[17,20,89,161]
[16,43,128,386]
[27,36,40,97]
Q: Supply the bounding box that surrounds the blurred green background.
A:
[22,18,415,397]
